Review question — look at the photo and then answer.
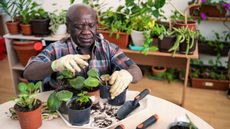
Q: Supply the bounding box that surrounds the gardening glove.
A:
[51,54,90,74]
[109,70,133,99]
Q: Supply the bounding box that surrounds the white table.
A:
[0,91,213,129]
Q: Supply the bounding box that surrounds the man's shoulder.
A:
[48,39,70,48]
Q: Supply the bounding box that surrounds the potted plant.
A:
[49,10,67,37]
[168,27,199,56]
[14,81,42,129]
[30,7,50,36]
[66,91,92,125]
[98,74,127,106]
[190,58,229,90]
[158,28,176,52]
[151,66,167,76]
[0,0,19,34]
[151,23,167,46]
[17,0,38,35]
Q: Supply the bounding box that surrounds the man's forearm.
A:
[127,64,143,83]
[23,62,53,80]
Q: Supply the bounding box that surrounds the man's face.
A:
[69,14,97,48]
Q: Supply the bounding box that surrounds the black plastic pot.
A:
[158,36,176,52]
[99,85,110,99]
[179,39,197,55]
[31,18,51,36]
[100,85,127,106]
[59,102,67,114]
[66,97,92,126]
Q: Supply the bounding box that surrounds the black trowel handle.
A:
[134,89,150,103]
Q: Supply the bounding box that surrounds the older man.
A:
[23,4,142,98]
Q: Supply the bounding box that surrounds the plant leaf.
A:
[87,68,99,78]
[84,77,100,88]
[56,90,73,102]
[47,92,61,111]
[69,76,85,90]
[18,82,27,93]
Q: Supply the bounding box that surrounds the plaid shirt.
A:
[28,35,134,77]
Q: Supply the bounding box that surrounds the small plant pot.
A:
[85,87,100,104]
[31,18,50,36]
[200,5,226,17]
[174,21,196,31]
[100,85,127,106]
[158,36,176,52]
[108,88,127,106]
[14,99,42,129]
[179,39,197,55]
[59,101,68,114]
[66,97,92,126]
[20,24,32,35]
[6,21,20,34]
[131,30,145,46]
[151,66,167,76]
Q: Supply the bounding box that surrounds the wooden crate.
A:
[192,78,229,91]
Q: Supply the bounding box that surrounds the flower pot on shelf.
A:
[179,39,197,55]
[66,97,92,126]
[13,41,39,66]
[200,5,226,17]
[97,30,129,48]
[52,24,67,36]
[6,21,20,35]
[158,36,176,52]
[174,21,197,31]
[14,99,42,129]
[189,5,200,16]
[31,19,50,36]
[198,41,230,56]
[20,24,32,35]
[131,30,146,47]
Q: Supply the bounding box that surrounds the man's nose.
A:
[82,26,91,34]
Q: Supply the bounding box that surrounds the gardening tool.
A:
[136,114,158,129]
[116,89,150,120]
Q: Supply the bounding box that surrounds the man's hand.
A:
[51,54,90,74]
[109,70,133,99]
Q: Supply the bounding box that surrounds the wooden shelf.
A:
[122,44,199,59]
[191,16,230,22]
[12,63,25,71]
[4,34,66,41]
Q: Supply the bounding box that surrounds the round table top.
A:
[0,90,213,129]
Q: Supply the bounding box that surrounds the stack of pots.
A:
[13,40,39,66]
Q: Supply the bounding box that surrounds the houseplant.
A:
[66,91,92,125]
[17,0,39,35]
[49,10,67,37]
[0,0,19,34]
[30,7,50,36]
[168,27,199,56]
[14,81,42,129]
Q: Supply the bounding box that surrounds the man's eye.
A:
[88,23,95,28]
[75,25,83,29]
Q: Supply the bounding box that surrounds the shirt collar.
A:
[69,37,99,52]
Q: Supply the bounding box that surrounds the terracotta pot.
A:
[189,5,200,16]
[6,21,20,34]
[13,41,38,66]
[86,89,100,104]
[200,5,226,17]
[151,66,167,76]
[20,24,32,35]
[97,30,129,48]
[174,21,196,31]
[15,100,42,129]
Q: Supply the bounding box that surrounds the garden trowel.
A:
[116,89,150,120]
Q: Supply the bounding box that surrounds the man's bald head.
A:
[66,4,97,24]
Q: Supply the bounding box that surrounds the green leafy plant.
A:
[75,91,90,109]
[16,0,39,24]
[151,23,167,38]
[14,81,42,110]
[47,90,73,111]
[100,74,110,86]
[0,0,18,22]
[149,68,178,83]
[169,27,199,56]
[31,7,49,19]
[49,10,67,33]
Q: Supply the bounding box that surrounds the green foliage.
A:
[17,0,39,24]
[49,10,67,33]
[149,68,177,83]
[141,31,158,56]
[47,90,73,111]
[57,69,74,80]
[169,27,199,56]
[68,76,85,90]
[76,91,90,108]
[84,76,100,88]
[151,23,166,38]
[31,8,49,19]
[170,10,194,23]
[100,74,110,86]
[14,81,42,110]
[0,0,18,22]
